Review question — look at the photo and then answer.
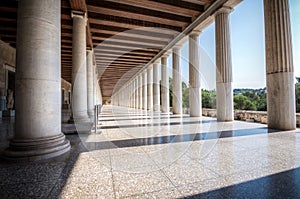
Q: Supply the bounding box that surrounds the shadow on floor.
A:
[184,167,300,199]
[83,127,280,151]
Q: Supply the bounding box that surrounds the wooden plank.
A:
[102,0,201,17]
[90,23,175,39]
[93,39,163,50]
[150,0,204,11]
[86,0,191,22]
[87,6,189,27]
[92,33,168,46]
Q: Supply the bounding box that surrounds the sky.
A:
[167,0,300,90]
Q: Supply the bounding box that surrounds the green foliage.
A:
[182,87,189,108]
[234,94,256,110]
[201,90,216,109]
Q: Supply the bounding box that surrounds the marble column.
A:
[147,65,153,111]
[215,7,233,121]
[161,55,170,113]
[153,61,160,112]
[264,0,295,130]
[139,74,143,109]
[87,49,94,119]
[142,71,148,110]
[4,0,70,160]
[135,78,139,109]
[71,10,90,123]
[172,46,182,115]
[189,30,202,117]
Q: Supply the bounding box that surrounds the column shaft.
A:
[153,62,160,112]
[161,56,170,113]
[264,0,296,130]
[5,0,70,160]
[139,74,143,109]
[215,8,233,121]
[189,32,202,117]
[147,66,153,111]
[142,72,147,110]
[172,47,182,114]
[87,50,94,118]
[71,11,89,122]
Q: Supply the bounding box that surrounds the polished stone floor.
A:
[1,105,300,198]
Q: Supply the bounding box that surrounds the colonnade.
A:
[4,0,102,160]
[112,1,296,131]
[3,0,295,161]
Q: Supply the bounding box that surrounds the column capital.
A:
[162,51,171,58]
[173,43,183,49]
[71,10,87,24]
[190,29,202,36]
[215,6,233,16]
[71,10,86,18]
[153,59,160,64]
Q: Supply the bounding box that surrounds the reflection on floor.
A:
[1,105,300,198]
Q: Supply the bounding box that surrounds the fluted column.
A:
[4,0,70,160]
[147,65,153,111]
[87,49,94,119]
[153,61,160,112]
[142,71,147,110]
[172,46,182,115]
[189,30,202,117]
[139,74,143,109]
[161,55,170,113]
[135,78,139,109]
[264,0,295,130]
[71,10,90,123]
[215,7,233,121]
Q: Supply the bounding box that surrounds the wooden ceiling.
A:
[0,0,217,98]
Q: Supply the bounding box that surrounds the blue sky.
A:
[167,0,299,90]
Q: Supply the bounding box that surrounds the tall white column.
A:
[135,78,139,109]
[189,30,202,117]
[147,65,153,111]
[264,0,296,130]
[172,46,182,115]
[215,7,233,121]
[87,49,94,119]
[161,55,170,113]
[4,0,70,160]
[71,10,90,123]
[153,61,160,112]
[139,74,143,109]
[142,71,148,110]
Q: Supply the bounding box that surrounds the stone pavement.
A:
[1,105,300,198]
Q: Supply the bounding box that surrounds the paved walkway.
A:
[1,105,300,198]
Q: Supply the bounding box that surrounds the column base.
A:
[267,72,296,130]
[3,133,70,161]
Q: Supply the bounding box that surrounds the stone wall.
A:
[61,78,72,123]
[197,108,300,127]
[0,40,16,97]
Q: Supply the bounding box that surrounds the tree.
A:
[234,94,256,110]
[202,90,216,109]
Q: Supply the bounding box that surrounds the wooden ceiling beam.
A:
[86,0,191,22]
[90,23,175,39]
[150,0,204,11]
[93,39,163,50]
[101,0,201,17]
[87,6,189,28]
[89,16,182,33]
[92,37,164,49]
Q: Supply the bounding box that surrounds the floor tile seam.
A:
[156,165,186,198]
[174,176,224,198]
[108,148,118,199]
